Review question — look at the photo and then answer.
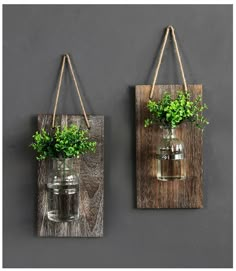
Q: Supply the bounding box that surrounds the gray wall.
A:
[3,5,233,268]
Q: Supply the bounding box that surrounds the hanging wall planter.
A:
[135,26,208,209]
[31,54,104,237]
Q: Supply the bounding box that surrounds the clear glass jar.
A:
[47,158,80,222]
[157,127,186,181]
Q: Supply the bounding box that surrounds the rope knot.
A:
[167,25,175,32]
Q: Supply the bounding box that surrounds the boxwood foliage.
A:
[30,124,96,161]
[144,90,209,129]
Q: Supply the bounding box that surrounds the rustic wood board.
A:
[37,114,104,237]
[136,85,203,209]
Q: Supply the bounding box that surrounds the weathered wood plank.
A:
[136,85,203,209]
[37,114,104,237]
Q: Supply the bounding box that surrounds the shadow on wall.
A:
[13,115,38,236]
[103,115,112,236]
[30,116,38,236]
[128,86,137,209]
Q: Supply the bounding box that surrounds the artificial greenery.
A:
[144,90,209,129]
[30,124,96,160]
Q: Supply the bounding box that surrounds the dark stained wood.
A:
[37,114,104,237]
[136,85,203,209]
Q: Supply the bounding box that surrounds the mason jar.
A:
[47,158,80,222]
[157,127,186,181]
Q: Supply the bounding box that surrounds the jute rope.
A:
[52,54,90,129]
[52,55,66,128]
[150,25,187,99]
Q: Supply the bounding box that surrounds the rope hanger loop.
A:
[52,54,91,129]
[149,25,188,99]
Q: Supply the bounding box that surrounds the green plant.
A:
[30,124,96,160]
[144,90,209,129]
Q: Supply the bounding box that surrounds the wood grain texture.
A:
[136,85,203,209]
[37,114,104,237]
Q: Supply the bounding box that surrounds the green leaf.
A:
[144,90,209,130]
[30,124,97,160]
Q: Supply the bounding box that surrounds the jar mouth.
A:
[52,158,77,161]
[159,125,176,129]
[160,126,176,136]
[52,158,77,171]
